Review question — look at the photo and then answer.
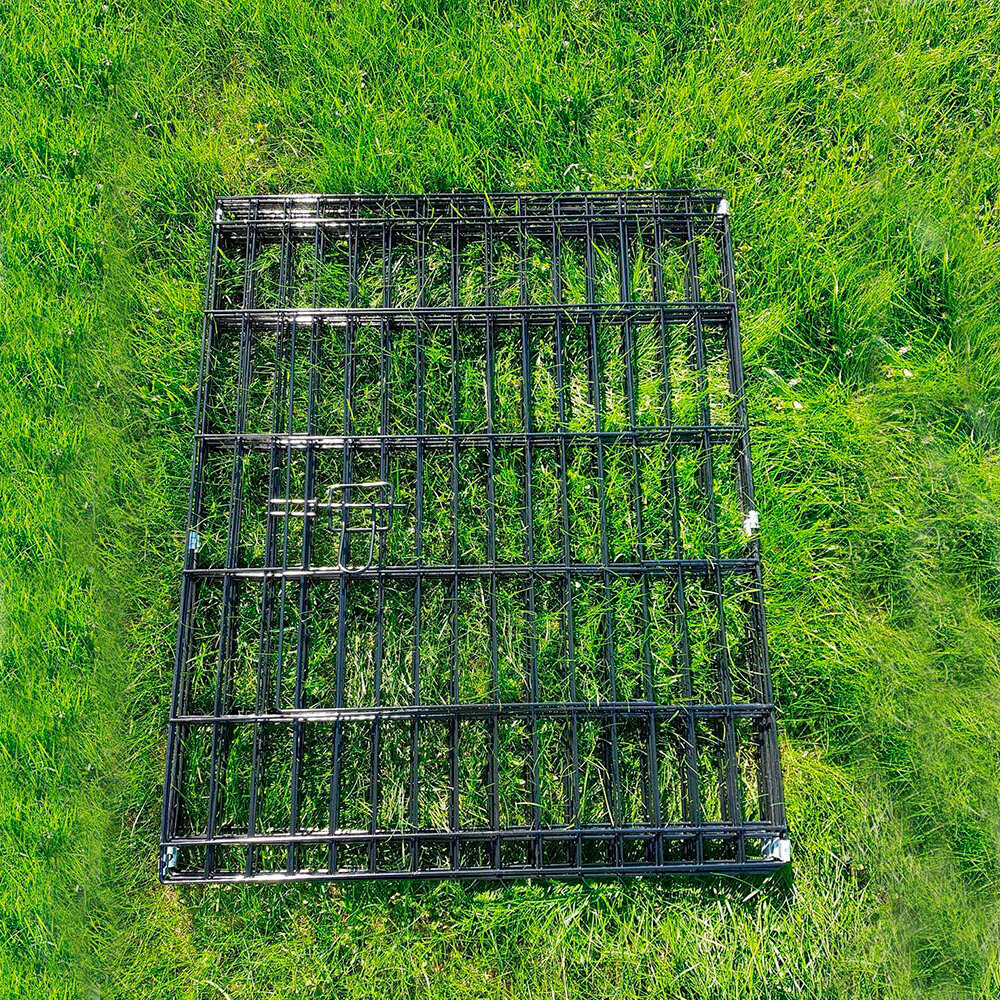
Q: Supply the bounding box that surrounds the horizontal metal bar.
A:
[198,427,744,451]
[270,500,402,516]
[166,823,783,849]
[217,189,722,199]
[214,213,718,229]
[170,701,775,725]
[215,188,724,206]
[163,859,786,884]
[184,558,759,581]
[213,192,725,221]
[204,303,735,326]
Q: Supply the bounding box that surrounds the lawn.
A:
[2,0,999,997]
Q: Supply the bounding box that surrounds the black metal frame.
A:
[160,190,787,883]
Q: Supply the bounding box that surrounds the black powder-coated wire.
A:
[160,190,787,883]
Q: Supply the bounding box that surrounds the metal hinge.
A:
[763,837,791,864]
[163,845,179,873]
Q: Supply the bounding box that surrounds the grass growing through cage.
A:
[4,0,1000,998]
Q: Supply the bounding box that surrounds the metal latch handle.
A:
[269,480,406,573]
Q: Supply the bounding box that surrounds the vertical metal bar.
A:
[649,194,701,863]
[313,223,335,872]
[204,198,259,877]
[369,221,392,873]
[683,194,741,859]
[483,198,500,870]
[517,196,542,863]
[551,207,581,860]
[651,197,674,428]
[410,208,426,871]
[245,213,293,875]
[616,195,661,861]
[162,201,221,871]
[329,202,359,871]
[279,212,313,874]
[449,217,461,868]
[583,196,621,864]
[718,204,786,840]
[614,202,654,703]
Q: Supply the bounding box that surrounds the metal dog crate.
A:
[160,190,788,882]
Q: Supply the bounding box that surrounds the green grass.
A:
[3,0,1000,996]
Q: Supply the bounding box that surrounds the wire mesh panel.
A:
[161,191,788,882]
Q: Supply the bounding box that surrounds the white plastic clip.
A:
[187,530,202,553]
[764,837,791,864]
[742,510,759,536]
[717,197,730,217]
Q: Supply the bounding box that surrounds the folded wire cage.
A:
[160,190,788,883]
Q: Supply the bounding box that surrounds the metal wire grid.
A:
[161,190,787,883]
